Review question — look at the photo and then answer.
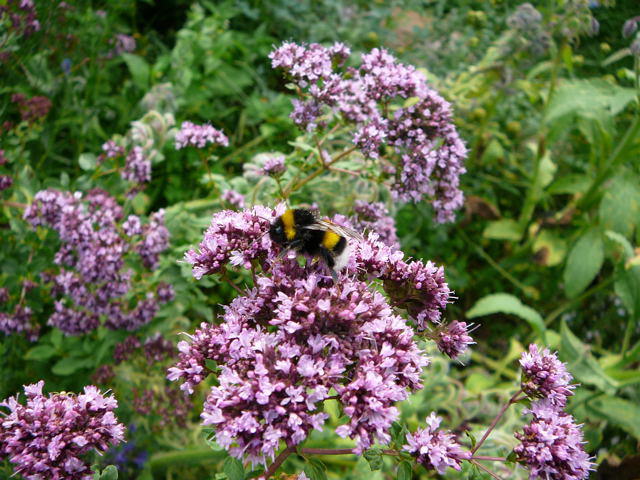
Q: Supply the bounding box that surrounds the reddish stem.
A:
[260,445,296,479]
[471,389,523,454]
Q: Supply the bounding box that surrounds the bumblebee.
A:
[269,208,364,277]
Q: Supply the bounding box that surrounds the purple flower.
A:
[122,146,151,184]
[122,215,142,236]
[175,121,229,149]
[351,201,399,249]
[171,272,428,462]
[92,365,115,385]
[107,33,136,58]
[0,175,12,191]
[623,17,639,38]
[114,335,141,364]
[157,282,175,303]
[350,237,453,328]
[514,400,593,480]
[290,99,322,131]
[0,0,40,38]
[403,412,471,474]
[259,153,286,176]
[102,140,124,159]
[0,381,125,480]
[173,205,457,463]
[23,189,170,335]
[136,209,169,269]
[143,333,175,362]
[221,189,245,209]
[0,305,39,340]
[520,344,575,407]
[270,42,467,223]
[184,205,281,279]
[436,321,475,359]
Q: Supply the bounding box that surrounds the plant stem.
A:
[261,445,296,479]
[456,226,534,297]
[578,114,640,212]
[221,270,245,296]
[621,314,636,358]
[471,389,523,454]
[1,201,26,209]
[543,275,614,326]
[300,448,355,455]
[470,460,503,480]
[284,146,357,196]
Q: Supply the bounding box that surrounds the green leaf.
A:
[363,449,384,471]
[304,462,327,480]
[122,53,150,90]
[605,230,635,260]
[52,356,92,376]
[532,230,567,267]
[397,461,412,480]
[403,96,421,108]
[482,219,524,241]
[587,394,640,440]
[538,152,557,189]
[223,456,244,480]
[465,373,496,394]
[78,153,97,171]
[563,228,604,298]
[466,293,546,338]
[615,266,640,317]
[559,322,618,394]
[25,345,57,361]
[545,79,637,124]
[599,175,640,238]
[100,465,118,480]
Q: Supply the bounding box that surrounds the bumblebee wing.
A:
[303,220,365,242]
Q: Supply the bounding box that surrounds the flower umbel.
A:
[520,344,575,407]
[403,412,471,474]
[514,400,593,480]
[0,381,125,480]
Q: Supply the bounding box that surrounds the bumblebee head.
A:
[269,217,287,245]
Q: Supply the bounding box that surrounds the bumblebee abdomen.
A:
[322,231,346,253]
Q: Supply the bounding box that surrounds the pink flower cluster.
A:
[21,188,171,335]
[270,42,467,222]
[122,146,151,185]
[515,346,592,479]
[514,399,593,480]
[0,0,40,39]
[403,412,471,474]
[519,344,575,407]
[171,206,463,464]
[175,121,229,150]
[350,201,399,249]
[0,381,125,480]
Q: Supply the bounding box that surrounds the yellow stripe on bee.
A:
[281,209,296,240]
[322,230,341,250]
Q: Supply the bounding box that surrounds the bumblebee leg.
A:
[319,248,338,282]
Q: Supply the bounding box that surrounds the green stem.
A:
[578,114,640,212]
[456,226,533,297]
[283,146,357,196]
[543,275,614,326]
[621,314,636,357]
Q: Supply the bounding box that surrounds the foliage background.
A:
[1,0,639,479]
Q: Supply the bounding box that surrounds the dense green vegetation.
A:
[1,1,639,479]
